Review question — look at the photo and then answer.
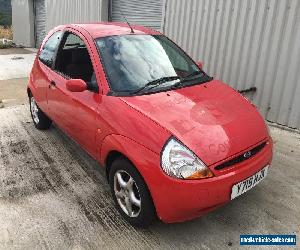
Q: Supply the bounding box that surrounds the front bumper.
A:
[149,139,273,223]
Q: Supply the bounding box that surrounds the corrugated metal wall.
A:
[110,0,164,31]
[34,0,46,47]
[163,0,300,129]
[11,0,35,47]
[45,0,108,34]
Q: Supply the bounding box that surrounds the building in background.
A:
[11,0,163,47]
[11,0,109,47]
[11,0,300,130]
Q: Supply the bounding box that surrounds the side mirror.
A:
[197,61,203,69]
[66,79,87,92]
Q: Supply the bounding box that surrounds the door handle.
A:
[49,81,56,88]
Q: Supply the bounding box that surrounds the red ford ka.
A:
[28,22,273,227]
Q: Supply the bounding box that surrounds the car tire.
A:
[109,157,156,227]
[29,95,52,130]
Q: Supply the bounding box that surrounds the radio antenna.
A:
[121,12,134,34]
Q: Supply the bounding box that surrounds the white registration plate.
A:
[231,165,269,200]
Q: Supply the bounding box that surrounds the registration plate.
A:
[231,166,269,200]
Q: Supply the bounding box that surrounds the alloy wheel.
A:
[114,170,141,217]
[30,97,39,124]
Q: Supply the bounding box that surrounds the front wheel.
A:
[29,95,52,130]
[109,157,156,227]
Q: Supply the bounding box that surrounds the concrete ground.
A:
[0,47,34,108]
[0,105,299,250]
[0,48,36,80]
[0,78,28,107]
[0,48,34,55]
[0,54,35,80]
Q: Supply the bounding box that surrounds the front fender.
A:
[100,134,166,208]
[100,134,160,174]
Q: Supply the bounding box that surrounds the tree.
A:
[0,11,11,27]
[0,0,12,26]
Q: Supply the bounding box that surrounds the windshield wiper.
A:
[130,76,180,94]
[181,71,204,82]
[171,71,212,89]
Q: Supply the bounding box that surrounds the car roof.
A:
[65,22,161,38]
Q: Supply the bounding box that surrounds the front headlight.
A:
[161,138,214,179]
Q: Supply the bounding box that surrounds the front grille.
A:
[215,141,267,170]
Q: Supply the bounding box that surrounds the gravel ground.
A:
[0,105,299,250]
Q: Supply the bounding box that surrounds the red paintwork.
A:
[28,22,273,223]
[66,79,87,92]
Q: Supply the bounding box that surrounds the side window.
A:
[54,32,98,92]
[39,31,62,68]
[63,33,86,49]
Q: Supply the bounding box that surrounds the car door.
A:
[34,30,63,114]
[47,30,101,159]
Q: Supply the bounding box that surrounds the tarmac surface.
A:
[0,105,299,249]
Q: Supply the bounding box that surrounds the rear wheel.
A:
[109,157,156,227]
[29,95,52,130]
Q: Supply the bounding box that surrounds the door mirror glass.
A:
[197,61,203,69]
[66,79,87,92]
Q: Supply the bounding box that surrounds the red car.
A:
[28,22,273,227]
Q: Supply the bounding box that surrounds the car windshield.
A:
[96,35,209,94]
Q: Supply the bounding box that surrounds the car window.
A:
[96,35,201,93]
[39,31,62,68]
[63,33,86,49]
[54,32,98,92]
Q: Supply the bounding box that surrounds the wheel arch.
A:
[100,134,160,196]
[105,150,130,182]
[103,139,159,224]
